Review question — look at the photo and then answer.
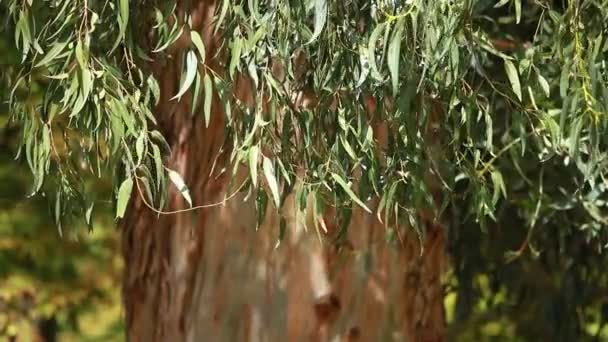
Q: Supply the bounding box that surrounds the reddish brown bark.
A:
[121,1,448,341]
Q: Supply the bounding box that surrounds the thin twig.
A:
[133,174,248,215]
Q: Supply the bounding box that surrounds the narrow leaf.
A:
[215,0,230,32]
[537,73,550,97]
[152,144,163,190]
[263,156,280,208]
[560,62,570,98]
[388,20,404,96]
[135,131,145,165]
[116,178,133,218]
[504,59,522,101]
[229,38,242,78]
[35,41,68,67]
[249,145,259,185]
[166,167,193,207]
[356,44,371,87]
[368,23,385,81]
[331,173,371,213]
[190,31,206,63]
[308,0,327,44]
[490,170,506,205]
[494,0,510,8]
[86,203,94,226]
[203,72,213,127]
[171,51,198,100]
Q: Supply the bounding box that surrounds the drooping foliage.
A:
[2,0,607,240]
[1,0,607,236]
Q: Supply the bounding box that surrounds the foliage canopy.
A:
[1,0,608,245]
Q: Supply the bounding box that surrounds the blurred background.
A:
[0,35,123,340]
[0,119,124,341]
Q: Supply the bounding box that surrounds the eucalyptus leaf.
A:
[504,59,522,101]
[166,167,193,207]
[263,156,280,208]
[171,51,198,100]
[116,178,133,219]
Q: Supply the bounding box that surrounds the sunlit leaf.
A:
[308,0,327,44]
[368,23,385,81]
[203,72,213,127]
[331,173,371,213]
[116,178,133,219]
[388,19,404,96]
[249,145,259,185]
[34,40,68,67]
[504,59,522,101]
[537,73,550,97]
[190,31,206,63]
[263,156,280,208]
[171,51,198,100]
[166,167,192,207]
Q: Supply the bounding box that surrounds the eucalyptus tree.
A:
[2,0,608,340]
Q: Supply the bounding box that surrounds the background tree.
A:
[1,0,608,341]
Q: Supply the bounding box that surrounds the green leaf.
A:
[135,131,145,165]
[171,51,198,100]
[166,167,193,207]
[111,0,129,52]
[569,116,584,159]
[515,0,521,24]
[152,25,184,53]
[356,44,371,87]
[54,191,62,236]
[388,19,404,96]
[537,73,550,97]
[85,203,94,227]
[150,130,171,153]
[560,62,570,98]
[116,178,133,219]
[331,173,371,213]
[494,0,510,8]
[249,145,259,185]
[75,40,87,68]
[263,156,280,208]
[203,72,213,127]
[504,59,522,101]
[216,0,230,32]
[368,23,386,81]
[308,0,327,44]
[35,41,68,67]
[147,76,161,105]
[152,144,163,190]
[490,170,506,205]
[119,0,129,33]
[229,38,242,78]
[81,68,92,100]
[190,31,206,63]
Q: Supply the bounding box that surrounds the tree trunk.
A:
[121,1,448,341]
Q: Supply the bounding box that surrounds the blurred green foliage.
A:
[1,33,123,340]
[0,118,124,341]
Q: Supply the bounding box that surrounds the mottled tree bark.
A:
[121,1,448,341]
